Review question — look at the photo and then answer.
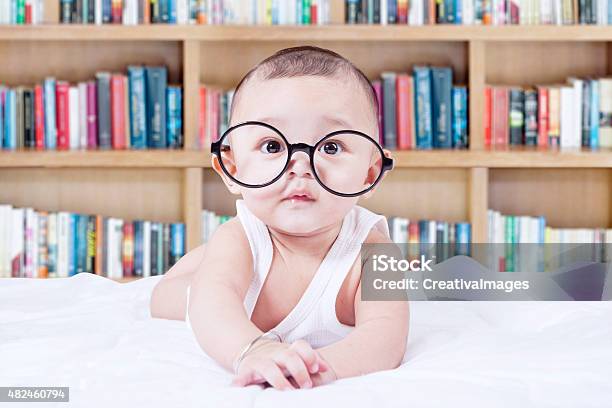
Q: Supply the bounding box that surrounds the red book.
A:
[55,81,70,150]
[211,89,220,143]
[34,85,45,150]
[491,86,509,147]
[25,3,32,24]
[112,0,122,24]
[122,222,134,277]
[537,86,549,148]
[86,81,98,149]
[397,1,408,23]
[310,4,317,24]
[396,73,412,150]
[484,86,492,147]
[110,74,126,149]
[198,86,206,148]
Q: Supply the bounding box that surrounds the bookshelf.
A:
[1,3,611,283]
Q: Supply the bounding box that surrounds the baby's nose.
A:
[287,151,313,178]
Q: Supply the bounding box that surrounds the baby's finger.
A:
[273,352,312,389]
[259,362,295,391]
[289,340,319,374]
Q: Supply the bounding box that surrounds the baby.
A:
[150,45,409,390]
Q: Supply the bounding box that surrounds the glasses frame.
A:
[211,120,394,198]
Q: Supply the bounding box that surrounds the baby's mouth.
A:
[284,194,315,202]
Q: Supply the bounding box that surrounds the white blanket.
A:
[1,273,611,408]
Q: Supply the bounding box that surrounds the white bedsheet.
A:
[1,273,611,408]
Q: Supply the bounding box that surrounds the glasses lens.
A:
[313,132,384,196]
[219,124,289,186]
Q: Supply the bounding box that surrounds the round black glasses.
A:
[211,121,394,197]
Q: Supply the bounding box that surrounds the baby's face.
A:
[221,75,379,236]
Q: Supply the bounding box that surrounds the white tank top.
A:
[186,199,390,349]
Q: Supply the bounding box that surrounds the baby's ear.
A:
[211,155,241,195]
[362,149,393,200]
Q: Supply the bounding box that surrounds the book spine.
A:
[95,215,103,275]
[166,86,178,148]
[508,87,524,145]
[86,81,98,149]
[133,220,143,277]
[78,83,88,149]
[492,87,509,146]
[170,223,185,266]
[452,86,468,148]
[128,66,147,149]
[77,214,87,274]
[590,79,599,148]
[381,72,397,149]
[122,221,134,277]
[413,66,433,149]
[524,88,538,146]
[102,0,112,22]
[55,81,70,150]
[150,223,159,275]
[68,85,80,149]
[47,213,57,278]
[96,72,112,149]
[145,67,168,148]
[43,78,57,149]
[23,89,35,148]
[61,0,72,22]
[396,73,411,150]
[110,74,126,149]
[431,67,453,148]
[581,80,591,147]
[548,87,560,148]
[86,215,96,274]
[34,85,44,149]
[537,87,549,148]
[143,221,151,277]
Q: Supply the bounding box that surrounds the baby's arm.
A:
[315,229,409,383]
[188,218,329,389]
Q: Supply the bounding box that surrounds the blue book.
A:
[160,0,169,22]
[68,213,77,276]
[455,222,471,256]
[590,79,600,149]
[445,0,456,23]
[4,89,16,149]
[77,214,88,274]
[431,67,453,148]
[43,78,57,150]
[452,86,468,148]
[455,0,463,23]
[271,0,279,24]
[166,86,182,148]
[145,67,168,148]
[102,0,112,23]
[133,221,143,277]
[168,0,176,23]
[128,66,147,149]
[170,223,185,265]
[381,72,397,149]
[387,0,397,23]
[413,66,433,149]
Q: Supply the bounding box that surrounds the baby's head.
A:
[212,46,391,236]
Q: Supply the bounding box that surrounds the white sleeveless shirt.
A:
[186,199,390,349]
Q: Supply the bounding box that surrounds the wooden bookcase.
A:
[1,3,611,282]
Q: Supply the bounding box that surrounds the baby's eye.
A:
[259,139,285,154]
[319,141,343,155]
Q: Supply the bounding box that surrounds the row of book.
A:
[198,66,469,150]
[487,209,612,271]
[485,78,612,149]
[0,66,183,150]
[201,209,232,243]
[59,0,331,25]
[0,0,44,24]
[346,0,612,25]
[488,209,612,244]
[0,203,186,279]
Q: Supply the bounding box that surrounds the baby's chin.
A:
[267,205,338,236]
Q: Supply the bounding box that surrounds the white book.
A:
[380,0,388,24]
[463,0,474,25]
[567,77,583,148]
[0,205,11,278]
[68,86,80,150]
[57,212,70,278]
[95,0,102,24]
[143,221,151,278]
[113,219,124,279]
[177,0,189,24]
[559,85,574,149]
[78,83,88,149]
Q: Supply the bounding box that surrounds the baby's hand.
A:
[231,339,335,390]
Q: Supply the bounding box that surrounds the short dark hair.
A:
[230,45,378,125]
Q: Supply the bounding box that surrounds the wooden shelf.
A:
[1,149,610,168]
[110,276,141,283]
[4,25,612,42]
